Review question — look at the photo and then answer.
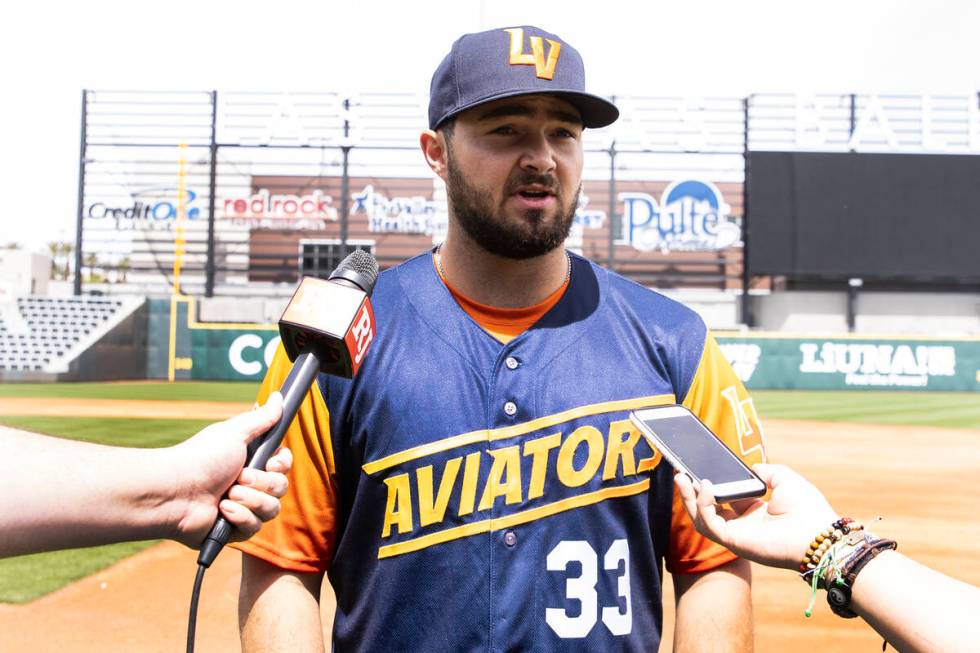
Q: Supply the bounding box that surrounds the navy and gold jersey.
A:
[234,251,767,652]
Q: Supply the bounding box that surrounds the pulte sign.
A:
[620,180,740,252]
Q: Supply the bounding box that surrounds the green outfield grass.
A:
[0,385,975,603]
[0,416,212,603]
[0,542,158,603]
[0,416,215,448]
[752,390,980,429]
[0,380,257,402]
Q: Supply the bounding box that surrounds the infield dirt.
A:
[2,401,978,652]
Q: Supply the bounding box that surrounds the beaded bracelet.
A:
[798,517,864,577]
[800,518,868,617]
[799,517,899,619]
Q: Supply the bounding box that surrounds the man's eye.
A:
[555,128,578,139]
[492,125,517,135]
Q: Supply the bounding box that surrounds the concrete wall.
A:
[659,289,740,331]
[63,302,149,381]
[751,291,980,335]
[0,250,51,299]
[197,296,288,324]
[196,288,980,336]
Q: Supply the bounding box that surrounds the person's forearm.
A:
[1,426,181,556]
[240,555,325,652]
[673,558,754,652]
[851,550,980,653]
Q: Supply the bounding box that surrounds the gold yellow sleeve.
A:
[666,332,768,574]
[230,343,338,573]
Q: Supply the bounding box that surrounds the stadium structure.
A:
[1,90,978,391]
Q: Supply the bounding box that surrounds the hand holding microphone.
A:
[167,392,292,549]
[187,250,379,653]
[197,249,380,567]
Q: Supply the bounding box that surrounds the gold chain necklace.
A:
[435,244,572,287]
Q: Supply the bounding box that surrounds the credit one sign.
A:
[86,188,201,230]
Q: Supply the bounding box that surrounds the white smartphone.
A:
[629,405,766,502]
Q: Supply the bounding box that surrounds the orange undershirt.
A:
[434,257,569,344]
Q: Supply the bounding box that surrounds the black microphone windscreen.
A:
[330,249,380,294]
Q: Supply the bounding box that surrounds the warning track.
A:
[0,397,249,420]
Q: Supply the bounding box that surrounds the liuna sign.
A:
[717,336,980,392]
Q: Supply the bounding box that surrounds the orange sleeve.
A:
[230,343,339,573]
[666,332,768,574]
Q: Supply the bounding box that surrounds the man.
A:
[2,393,290,557]
[236,26,765,652]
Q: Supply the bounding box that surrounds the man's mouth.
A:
[514,186,555,199]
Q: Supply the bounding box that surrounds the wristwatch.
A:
[827,582,857,618]
[826,538,898,618]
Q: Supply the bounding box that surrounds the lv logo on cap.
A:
[504,28,561,80]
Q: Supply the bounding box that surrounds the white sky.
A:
[1,0,978,251]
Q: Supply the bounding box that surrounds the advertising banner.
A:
[190,329,281,380]
[151,297,980,390]
[716,335,980,392]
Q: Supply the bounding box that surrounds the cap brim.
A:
[435,88,619,130]
[552,91,619,129]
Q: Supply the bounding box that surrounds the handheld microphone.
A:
[196,249,379,568]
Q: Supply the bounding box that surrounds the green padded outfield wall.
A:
[147,298,278,381]
[715,334,980,392]
[148,300,980,390]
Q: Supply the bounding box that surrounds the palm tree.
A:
[83,253,101,283]
[47,242,60,279]
[117,256,131,283]
[45,242,74,280]
[62,243,74,281]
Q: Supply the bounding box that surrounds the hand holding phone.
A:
[629,405,766,502]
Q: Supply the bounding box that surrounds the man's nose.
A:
[519,132,557,174]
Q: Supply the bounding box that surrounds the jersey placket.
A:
[485,340,534,652]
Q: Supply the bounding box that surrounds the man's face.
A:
[442,95,584,260]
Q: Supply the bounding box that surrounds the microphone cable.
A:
[183,249,379,653]
[185,351,321,652]
[186,564,206,653]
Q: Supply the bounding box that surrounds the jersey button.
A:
[503,530,517,547]
[505,356,520,370]
[503,401,518,416]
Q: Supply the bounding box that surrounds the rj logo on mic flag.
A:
[346,301,376,371]
[278,276,376,378]
[505,27,561,80]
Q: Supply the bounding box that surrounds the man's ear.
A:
[420,129,449,181]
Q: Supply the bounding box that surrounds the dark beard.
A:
[446,154,579,260]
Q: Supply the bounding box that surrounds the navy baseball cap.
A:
[428,26,619,130]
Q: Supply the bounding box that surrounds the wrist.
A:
[848,548,899,613]
[783,511,840,570]
[91,444,186,543]
[797,516,898,619]
[827,538,899,617]
[147,444,193,543]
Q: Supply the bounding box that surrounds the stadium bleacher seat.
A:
[0,296,133,373]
